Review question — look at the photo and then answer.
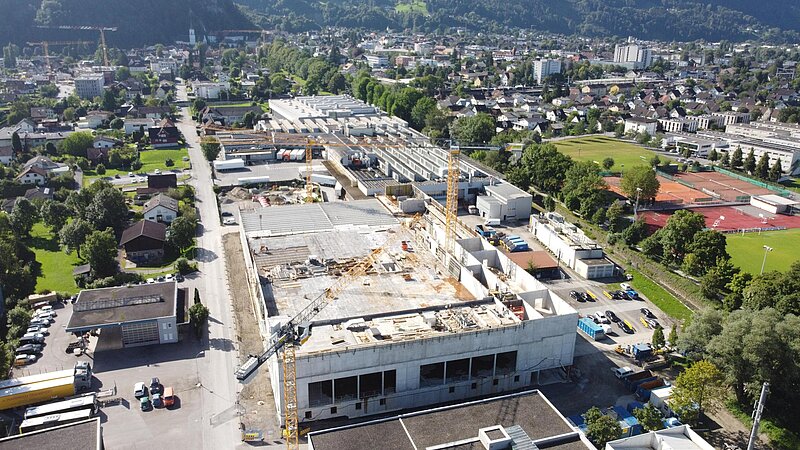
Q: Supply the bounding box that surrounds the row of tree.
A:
[709,146,783,182]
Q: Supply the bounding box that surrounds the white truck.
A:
[213,159,245,171]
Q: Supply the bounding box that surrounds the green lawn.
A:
[726,229,800,274]
[609,269,693,323]
[25,223,80,294]
[554,136,673,171]
[395,0,429,15]
[84,147,190,184]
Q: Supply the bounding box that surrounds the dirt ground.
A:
[224,232,284,445]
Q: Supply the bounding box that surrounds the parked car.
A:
[37,305,53,314]
[134,381,147,398]
[605,310,620,323]
[140,396,151,411]
[223,217,237,225]
[146,278,155,284]
[29,318,49,327]
[163,387,175,407]
[221,211,233,217]
[26,325,49,334]
[647,318,661,329]
[150,377,162,395]
[640,308,656,319]
[16,343,43,355]
[583,292,594,302]
[14,354,37,366]
[23,332,46,341]
[19,335,44,345]
[165,274,175,282]
[618,321,634,334]
[152,392,163,408]
[594,312,610,324]
[621,283,632,291]
[569,291,579,301]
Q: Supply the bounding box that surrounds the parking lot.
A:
[21,301,207,450]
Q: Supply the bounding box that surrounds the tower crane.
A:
[26,41,93,72]
[36,25,118,66]
[234,214,423,449]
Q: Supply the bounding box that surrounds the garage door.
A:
[121,322,160,347]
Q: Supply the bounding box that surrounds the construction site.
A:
[235,197,578,429]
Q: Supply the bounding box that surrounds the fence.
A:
[657,170,697,189]
[713,167,793,198]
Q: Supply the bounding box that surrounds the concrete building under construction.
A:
[237,198,578,424]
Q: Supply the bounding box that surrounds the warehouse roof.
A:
[67,281,177,331]
[308,390,591,450]
[0,417,102,450]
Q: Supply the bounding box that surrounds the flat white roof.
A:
[753,194,798,206]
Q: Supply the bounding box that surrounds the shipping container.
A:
[213,159,245,171]
[237,176,270,186]
[623,370,653,389]
[578,317,606,340]
[310,174,336,187]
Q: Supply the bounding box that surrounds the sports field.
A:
[726,228,800,274]
[553,136,672,171]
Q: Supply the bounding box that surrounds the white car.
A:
[594,311,610,324]
[23,332,46,340]
[620,283,632,291]
[134,381,147,398]
[223,217,236,225]
[27,326,49,335]
[146,278,155,284]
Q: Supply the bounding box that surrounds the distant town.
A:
[0,24,798,450]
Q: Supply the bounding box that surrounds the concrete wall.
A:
[157,316,178,343]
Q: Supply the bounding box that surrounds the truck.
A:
[636,379,668,401]
[621,370,653,389]
[213,158,245,171]
[0,362,92,411]
[310,173,336,187]
[632,343,653,360]
[629,376,658,393]
[578,317,609,340]
[475,224,497,237]
[237,176,270,186]
[612,367,635,379]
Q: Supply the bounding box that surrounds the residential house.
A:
[143,194,179,224]
[137,173,178,195]
[624,116,658,135]
[15,165,48,185]
[147,118,181,148]
[200,105,262,126]
[0,146,12,164]
[81,111,113,129]
[192,81,229,100]
[128,106,171,120]
[154,82,175,99]
[124,118,158,135]
[120,220,167,265]
[1,187,53,213]
[93,136,121,149]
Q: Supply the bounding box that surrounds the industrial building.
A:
[605,425,713,450]
[67,281,181,348]
[237,199,578,425]
[74,73,105,99]
[475,183,533,223]
[307,390,593,450]
[0,417,103,450]
[529,212,617,279]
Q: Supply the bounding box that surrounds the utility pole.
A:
[760,245,773,274]
[634,187,642,220]
[747,382,769,450]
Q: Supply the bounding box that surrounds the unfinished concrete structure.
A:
[238,199,578,424]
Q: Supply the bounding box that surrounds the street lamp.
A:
[760,245,773,274]
[634,187,642,220]
[195,350,205,387]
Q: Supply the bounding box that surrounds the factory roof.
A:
[67,281,177,331]
[308,390,591,450]
[0,417,102,450]
[485,182,532,201]
[240,198,398,236]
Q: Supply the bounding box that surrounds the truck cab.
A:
[475,224,497,237]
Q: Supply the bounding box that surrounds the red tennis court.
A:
[642,205,800,232]
[672,171,774,202]
[605,176,716,207]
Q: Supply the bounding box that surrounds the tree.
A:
[677,308,724,360]
[620,165,660,201]
[40,200,71,233]
[755,153,769,180]
[241,111,256,129]
[109,118,124,130]
[58,131,94,158]
[192,98,206,114]
[80,228,118,278]
[326,72,347,94]
[9,198,38,237]
[194,287,201,304]
[602,157,614,170]
[670,360,726,421]
[649,154,661,168]
[606,201,624,232]
[517,143,574,194]
[167,216,196,251]
[658,210,706,266]
[585,408,622,448]
[7,305,32,329]
[614,122,625,138]
[635,131,651,145]
[720,150,730,167]
[708,148,719,162]
[102,89,118,112]
[744,149,756,174]
[176,257,193,275]
[449,113,496,144]
[11,131,22,153]
[96,163,106,175]
[668,324,678,348]
[85,187,128,233]
[685,230,729,274]
[730,147,743,169]
[200,137,221,161]
[165,158,174,167]
[768,159,782,181]
[561,161,606,217]
[59,219,92,256]
[189,303,209,338]
[651,325,665,350]
[632,404,664,431]
[410,97,437,131]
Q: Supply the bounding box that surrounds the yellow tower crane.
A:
[26,41,93,72]
[36,25,118,66]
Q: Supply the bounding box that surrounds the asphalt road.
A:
[177,108,243,449]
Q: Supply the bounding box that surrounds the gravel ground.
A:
[223,232,285,445]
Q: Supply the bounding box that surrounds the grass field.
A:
[726,229,800,274]
[608,269,693,324]
[554,136,672,171]
[25,223,80,294]
[83,147,189,184]
[395,0,429,15]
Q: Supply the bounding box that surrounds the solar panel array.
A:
[74,295,162,312]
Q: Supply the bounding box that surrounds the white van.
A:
[485,218,501,226]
